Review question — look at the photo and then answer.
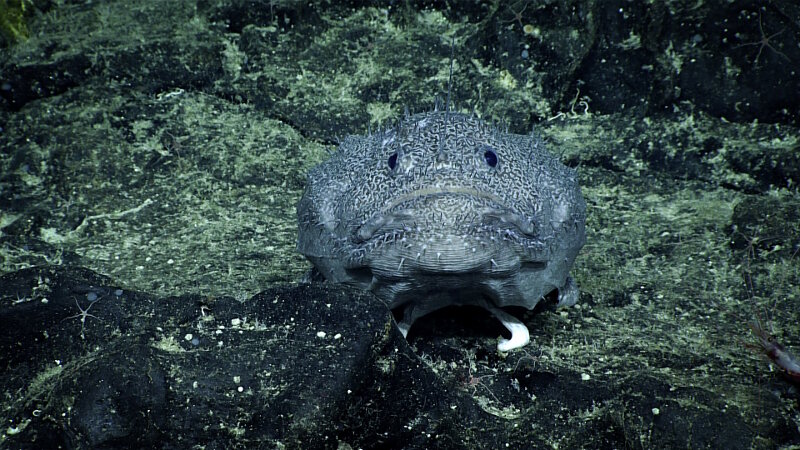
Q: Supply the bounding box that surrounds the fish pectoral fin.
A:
[556,276,579,308]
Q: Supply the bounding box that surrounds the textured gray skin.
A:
[297,110,586,350]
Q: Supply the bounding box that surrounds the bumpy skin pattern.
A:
[297,111,586,341]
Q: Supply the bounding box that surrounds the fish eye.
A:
[388,152,398,170]
[483,148,498,167]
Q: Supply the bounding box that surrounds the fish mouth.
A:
[379,186,514,215]
[353,187,538,244]
[336,188,557,312]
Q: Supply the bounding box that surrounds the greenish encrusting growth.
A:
[0,0,34,44]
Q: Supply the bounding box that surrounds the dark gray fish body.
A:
[297,111,585,350]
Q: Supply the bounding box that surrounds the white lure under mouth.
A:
[395,296,530,352]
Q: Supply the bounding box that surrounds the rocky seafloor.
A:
[1,1,798,448]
